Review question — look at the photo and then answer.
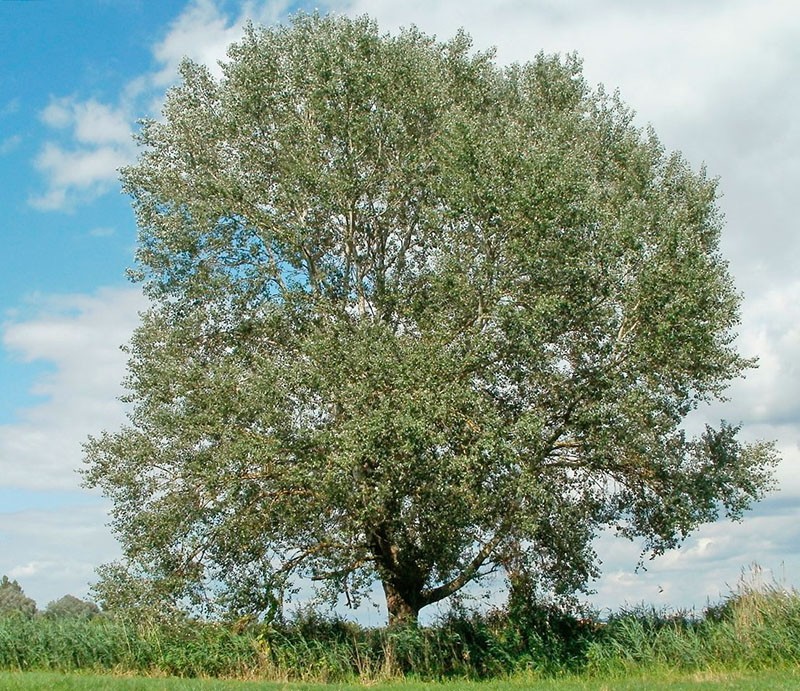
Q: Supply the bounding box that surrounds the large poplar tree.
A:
[84,14,777,625]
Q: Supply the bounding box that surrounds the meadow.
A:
[1,580,799,688]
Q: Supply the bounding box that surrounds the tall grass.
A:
[0,608,583,681]
[0,616,258,677]
[586,581,800,676]
[0,579,798,681]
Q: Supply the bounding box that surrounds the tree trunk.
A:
[382,580,421,627]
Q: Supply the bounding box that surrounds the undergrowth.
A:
[0,580,798,681]
[586,580,800,676]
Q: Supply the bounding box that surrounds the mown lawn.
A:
[1,669,799,691]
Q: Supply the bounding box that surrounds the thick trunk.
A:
[370,522,502,626]
[368,522,426,626]
[382,579,421,626]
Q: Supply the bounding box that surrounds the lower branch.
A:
[422,530,504,606]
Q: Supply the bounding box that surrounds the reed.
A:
[586,581,800,675]
[0,574,798,682]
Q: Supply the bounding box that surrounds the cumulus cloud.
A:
[731,284,800,427]
[591,504,800,612]
[142,0,291,94]
[0,288,141,606]
[0,287,146,491]
[31,97,136,211]
[150,0,250,86]
[30,143,132,211]
[40,98,131,146]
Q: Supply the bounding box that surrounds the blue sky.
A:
[1,0,799,620]
[1,1,165,411]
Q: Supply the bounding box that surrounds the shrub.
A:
[44,595,100,620]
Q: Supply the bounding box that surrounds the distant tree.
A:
[84,14,778,625]
[0,576,37,619]
[44,594,100,619]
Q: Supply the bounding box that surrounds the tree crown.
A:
[84,14,777,624]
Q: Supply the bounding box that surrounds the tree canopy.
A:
[0,576,37,619]
[44,594,100,620]
[83,13,778,624]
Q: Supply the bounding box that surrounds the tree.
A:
[44,594,100,619]
[83,14,778,625]
[0,576,37,619]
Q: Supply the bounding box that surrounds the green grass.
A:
[1,669,799,690]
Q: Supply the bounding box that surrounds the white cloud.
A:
[0,287,146,491]
[74,101,131,146]
[735,284,800,426]
[686,279,800,500]
[30,142,132,211]
[32,97,136,211]
[150,0,247,86]
[147,0,291,90]
[9,562,45,579]
[40,98,73,130]
[590,505,800,613]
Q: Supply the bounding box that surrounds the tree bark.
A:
[382,579,421,626]
[370,521,504,625]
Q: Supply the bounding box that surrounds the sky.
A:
[0,0,798,621]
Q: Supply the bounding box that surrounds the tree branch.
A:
[421,529,505,606]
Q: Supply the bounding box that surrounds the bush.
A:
[44,595,100,620]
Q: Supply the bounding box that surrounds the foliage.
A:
[89,561,192,627]
[494,576,599,675]
[83,12,778,624]
[44,595,100,620]
[0,576,36,619]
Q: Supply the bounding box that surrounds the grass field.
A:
[1,669,800,690]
